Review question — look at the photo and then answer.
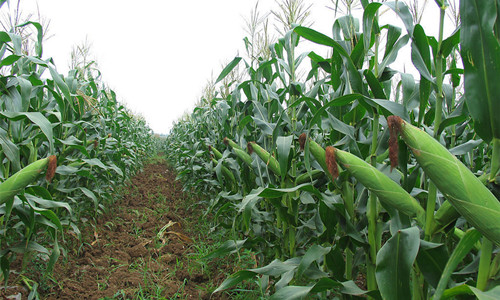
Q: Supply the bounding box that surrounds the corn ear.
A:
[332,147,425,224]
[208,145,223,160]
[295,169,323,185]
[307,139,334,182]
[223,137,253,167]
[211,158,237,188]
[247,142,281,176]
[224,137,243,151]
[430,201,461,235]
[390,116,500,245]
[0,156,56,205]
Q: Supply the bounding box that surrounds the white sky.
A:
[6,0,455,134]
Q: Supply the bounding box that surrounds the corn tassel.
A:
[389,116,500,246]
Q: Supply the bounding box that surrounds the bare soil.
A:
[37,159,234,299]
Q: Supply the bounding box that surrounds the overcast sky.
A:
[6,0,454,134]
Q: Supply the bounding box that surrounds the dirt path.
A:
[42,158,232,299]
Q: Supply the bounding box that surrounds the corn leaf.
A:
[375,227,420,300]
[433,229,482,300]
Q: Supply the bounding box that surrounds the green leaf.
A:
[296,245,331,278]
[385,1,414,36]
[17,21,43,57]
[362,2,383,52]
[460,0,500,142]
[49,67,72,106]
[379,34,410,77]
[259,183,321,198]
[270,286,313,300]
[375,226,420,300]
[364,69,387,99]
[363,98,409,121]
[0,54,21,67]
[213,270,256,293]
[215,57,242,84]
[411,24,432,82]
[202,239,247,260]
[441,284,500,299]
[309,94,364,128]
[0,112,54,153]
[433,229,482,300]
[449,139,484,156]
[0,127,21,172]
[250,259,297,276]
[469,285,500,300]
[276,135,293,178]
[79,187,98,209]
[416,240,448,288]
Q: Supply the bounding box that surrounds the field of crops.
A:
[1,0,500,299]
[165,0,500,299]
[0,0,160,295]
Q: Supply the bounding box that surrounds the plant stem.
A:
[490,138,500,181]
[424,182,437,241]
[477,238,493,291]
[425,0,447,244]
[367,113,379,293]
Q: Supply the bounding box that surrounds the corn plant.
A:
[0,7,158,288]
[165,0,500,298]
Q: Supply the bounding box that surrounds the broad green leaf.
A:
[364,98,409,121]
[362,2,383,52]
[433,229,482,299]
[202,239,247,260]
[460,0,500,143]
[379,35,410,77]
[82,158,107,169]
[276,135,293,178]
[364,70,387,99]
[79,187,98,209]
[469,285,500,300]
[213,270,257,293]
[25,194,72,215]
[0,127,21,172]
[259,183,321,198]
[0,112,54,153]
[309,94,364,128]
[49,67,72,105]
[416,240,448,288]
[249,258,298,276]
[296,245,331,278]
[17,21,43,57]
[385,1,414,36]
[376,226,420,300]
[270,286,312,300]
[449,139,484,156]
[9,241,49,255]
[215,57,242,84]
[0,54,20,67]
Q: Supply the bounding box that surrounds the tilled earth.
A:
[40,160,233,299]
